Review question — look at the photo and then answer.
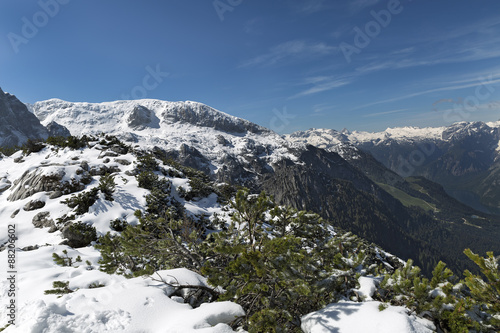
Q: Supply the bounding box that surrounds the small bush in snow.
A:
[98,173,116,201]
[62,188,99,215]
[44,281,73,297]
[52,249,82,267]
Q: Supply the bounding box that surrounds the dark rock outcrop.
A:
[24,199,46,211]
[127,105,160,130]
[0,87,48,147]
[32,211,56,232]
[161,102,270,134]
[45,121,71,137]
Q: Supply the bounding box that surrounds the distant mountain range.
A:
[2,87,499,275]
[289,123,500,215]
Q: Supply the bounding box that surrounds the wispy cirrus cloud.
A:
[351,15,500,75]
[362,108,407,117]
[356,73,500,109]
[240,40,337,68]
[354,37,500,75]
[290,75,353,99]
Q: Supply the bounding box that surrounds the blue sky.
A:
[1,0,500,133]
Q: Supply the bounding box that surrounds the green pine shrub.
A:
[463,249,500,331]
[22,138,45,155]
[52,249,82,267]
[62,188,99,215]
[98,173,116,201]
[44,281,73,297]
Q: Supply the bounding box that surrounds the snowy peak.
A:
[441,121,499,141]
[29,98,296,187]
[31,99,270,135]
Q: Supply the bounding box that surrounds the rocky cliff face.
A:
[0,88,48,147]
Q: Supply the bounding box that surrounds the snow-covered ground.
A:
[301,301,434,333]
[0,143,243,332]
[0,138,436,332]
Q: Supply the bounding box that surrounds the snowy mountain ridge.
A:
[30,99,270,135]
[28,98,300,180]
[289,121,500,146]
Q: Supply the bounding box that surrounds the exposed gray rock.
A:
[110,145,128,155]
[0,87,49,147]
[216,135,230,146]
[45,121,71,137]
[127,105,160,130]
[0,178,11,193]
[10,209,20,218]
[61,223,97,248]
[14,157,24,163]
[8,169,64,201]
[21,245,40,251]
[80,161,90,171]
[99,151,119,158]
[125,170,137,177]
[49,190,63,199]
[24,199,46,211]
[90,165,121,176]
[7,167,90,201]
[32,211,56,230]
[115,158,131,165]
[164,144,211,175]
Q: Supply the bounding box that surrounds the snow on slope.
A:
[30,99,299,175]
[301,301,434,333]
[286,128,361,160]
[0,142,244,332]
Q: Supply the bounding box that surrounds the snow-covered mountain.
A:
[26,97,500,278]
[29,99,299,188]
